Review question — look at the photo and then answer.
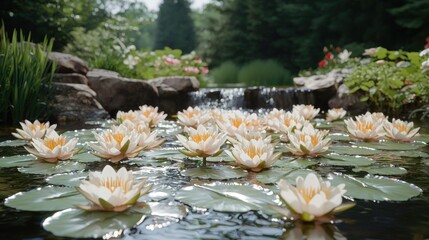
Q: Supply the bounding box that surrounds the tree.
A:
[154,0,196,53]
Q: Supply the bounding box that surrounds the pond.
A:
[0,111,428,240]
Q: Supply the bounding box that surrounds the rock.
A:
[88,76,159,115]
[53,73,88,85]
[49,52,89,75]
[51,83,109,122]
[293,69,350,90]
[86,68,121,81]
[148,76,200,93]
[329,92,368,116]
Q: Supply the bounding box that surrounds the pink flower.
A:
[318,60,328,68]
[426,36,429,42]
[194,57,202,63]
[425,43,429,49]
[201,66,209,74]
[162,55,180,65]
[325,52,333,60]
[184,66,199,74]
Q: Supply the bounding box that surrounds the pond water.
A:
[0,115,428,240]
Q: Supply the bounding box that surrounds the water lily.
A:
[227,130,270,146]
[123,54,140,69]
[120,120,164,150]
[12,120,57,140]
[76,165,152,212]
[217,111,261,137]
[286,125,331,157]
[383,119,420,142]
[292,104,320,121]
[326,108,347,122]
[177,106,210,128]
[24,131,78,162]
[89,125,144,163]
[138,105,167,127]
[116,110,139,124]
[267,111,307,137]
[276,173,353,222]
[176,125,226,166]
[226,138,281,172]
[338,49,352,63]
[345,114,385,141]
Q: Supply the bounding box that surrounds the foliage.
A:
[211,61,240,84]
[237,60,292,87]
[0,26,55,125]
[154,0,196,53]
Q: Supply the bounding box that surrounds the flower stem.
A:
[202,157,207,167]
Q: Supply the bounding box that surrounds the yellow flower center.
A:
[394,123,407,133]
[191,133,212,143]
[231,118,243,128]
[43,137,66,150]
[356,120,374,133]
[310,134,319,147]
[122,114,135,121]
[246,145,262,158]
[102,177,131,193]
[299,187,330,204]
[31,124,46,131]
[107,132,125,144]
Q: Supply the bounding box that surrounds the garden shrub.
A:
[237,59,292,86]
[211,61,240,84]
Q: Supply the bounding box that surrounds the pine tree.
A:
[154,0,196,53]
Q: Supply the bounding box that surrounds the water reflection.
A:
[282,222,346,240]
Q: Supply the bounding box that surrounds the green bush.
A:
[237,59,292,86]
[0,26,55,124]
[211,61,240,84]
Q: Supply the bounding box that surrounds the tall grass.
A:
[0,25,55,124]
[237,59,292,87]
[211,61,240,84]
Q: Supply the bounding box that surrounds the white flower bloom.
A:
[286,125,331,157]
[123,54,140,69]
[267,111,308,135]
[419,48,429,57]
[119,120,164,150]
[217,111,261,137]
[363,47,378,56]
[422,60,429,73]
[77,165,152,212]
[138,105,167,127]
[383,119,419,142]
[226,138,281,172]
[326,108,347,122]
[116,110,140,124]
[338,50,352,63]
[277,173,349,222]
[227,130,270,146]
[176,125,226,158]
[345,113,385,141]
[89,125,144,163]
[177,106,210,128]
[24,131,78,162]
[292,104,320,121]
[12,120,57,140]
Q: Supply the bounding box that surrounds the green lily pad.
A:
[329,145,382,155]
[71,152,102,163]
[175,183,279,214]
[43,208,147,238]
[256,168,316,184]
[46,172,88,187]
[320,154,375,167]
[329,133,350,141]
[423,160,429,166]
[352,165,407,175]
[416,134,429,143]
[273,158,318,169]
[125,157,171,167]
[328,173,422,201]
[0,154,35,168]
[390,151,429,158]
[180,166,247,180]
[142,149,182,160]
[18,161,86,175]
[353,141,424,151]
[4,186,87,211]
[0,139,28,147]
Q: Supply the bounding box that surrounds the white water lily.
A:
[89,125,144,163]
[217,111,262,137]
[292,104,320,121]
[177,106,210,128]
[138,105,167,127]
[277,173,352,222]
[226,138,281,172]
[338,49,352,63]
[120,120,164,150]
[383,119,420,142]
[116,110,140,124]
[345,114,385,141]
[326,108,347,122]
[76,165,152,212]
[286,125,331,157]
[176,125,226,165]
[12,120,57,140]
[227,130,270,146]
[24,131,78,162]
[267,111,308,135]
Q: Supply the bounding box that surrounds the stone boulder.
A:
[87,68,121,81]
[52,83,109,122]
[88,76,159,115]
[148,76,199,93]
[53,73,88,85]
[49,52,89,75]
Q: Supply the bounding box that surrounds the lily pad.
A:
[256,168,316,184]
[18,161,86,175]
[46,172,88,187]
[0,154,35,168]
[423,160,429,166]
[273,158,318,169]
[353,141,424,151]
[175,183,279,214]
[180,166,247,180]
[416,134,429,143]
[0,139,28,147]
[4,186,87,211]
[329,133,350,141]
[329,145,382,156]
[43,208,146,238]
[390,151,429,158]
[148,202,188,219]
[71,152,102,163]
[352,165,407,175]
[320,154,375,167]
[328,173,422,201]
[125,157,171,167]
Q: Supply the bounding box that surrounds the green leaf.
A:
[329,133,350,141]
[43,208,146,238]
[320,154,375,167]
[4,186,87,211]
[352,165,407,175]
[329,145,382,155]
[328,173,422,201]
[390,151,429,158]
[422,160,429,166]
[175,183,279,214]
[376,47,388,59]
[180,166,247,180]
[256,168,316,184]
[273,158,318,169]
[0,139,27,147]
[120,140,130,154]
[99,198,114,210]
[18,161,86,175]
[353,141,424,151]
[0,154,35,168]
[46,172,88,187]
[71,152,102,163]
[359,96,369,102]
